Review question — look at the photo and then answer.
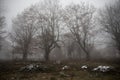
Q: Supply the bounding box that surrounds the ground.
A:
[0,60,120,80]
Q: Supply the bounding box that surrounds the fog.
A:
[0,0,119,61]
[1,1,120,80]
[0,0,113,30]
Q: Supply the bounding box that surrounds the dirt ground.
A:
[0,61,120,80]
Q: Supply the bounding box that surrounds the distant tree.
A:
[100,0,120,56]
[36,0,61,61]
[11,6,38,60]
[63,3,95,60]
[66,41,75,59]
[0,16,5,50]
[63,33,75,59]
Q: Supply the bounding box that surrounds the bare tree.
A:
[63,33,75,59]
[100,0,120,56]
[66,41,75,59]
[36,0,61,61]
[11,6,38,60]
[63,3,95,60]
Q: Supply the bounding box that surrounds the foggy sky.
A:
[0,0,114,31]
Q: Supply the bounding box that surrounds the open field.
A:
[0,61,120,80]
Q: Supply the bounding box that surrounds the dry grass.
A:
[0,60,120,80]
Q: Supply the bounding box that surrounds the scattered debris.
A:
[92,65,113,72]
[62,65,70,70]
[20,64,36,72]
[19,64,48,72]
[81,65,88,69]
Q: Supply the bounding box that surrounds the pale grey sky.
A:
[0,0,114,31]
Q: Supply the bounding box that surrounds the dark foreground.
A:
[0,61,120,80]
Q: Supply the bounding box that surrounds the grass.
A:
[0,60,120,80]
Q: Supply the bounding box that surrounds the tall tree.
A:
[36,0,61,61]
[100,0,120,56]
[11,6,38,60]
[63,3,95,60]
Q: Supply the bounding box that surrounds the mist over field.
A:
[0,0,118,60]
[0,0,120,80]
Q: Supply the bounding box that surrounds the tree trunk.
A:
[78,42,90,61]
[44,49,50,62]
[81,47,90,61]
[68,50,72,59]
[23,51,28,61]
[86,52,90,61]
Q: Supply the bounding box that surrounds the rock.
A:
[19,64,37,72]
[27,64,34,70]
[62,65,70,70]
[92,65,113,72]
[81,65,88,69]
[19,64,48,72]
[93,67,98,71]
